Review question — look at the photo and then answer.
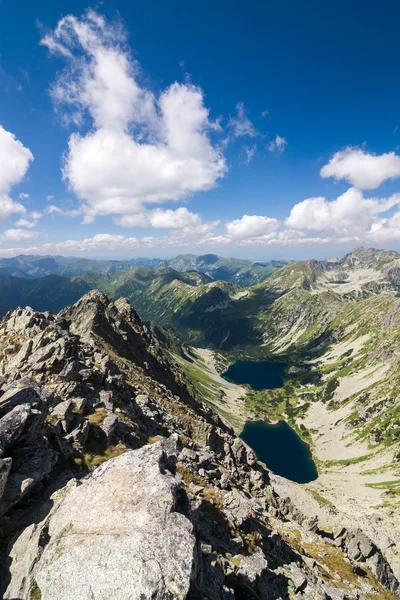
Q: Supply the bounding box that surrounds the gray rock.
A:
[370,551,400,595]
[52,400,73,420]
[65,421,90,447]
[59,360,82,381]
[237,550,268,582]
[78,369,92,381]
[223,488,252,528]
[0,403,32,456]
[0,457,12,501]
[189,482,204,495]
[4,440,195,600]
[98,390,114,411]
[51,400,74,433]
[179,447,198,463]
[347,531,374,561]
[100,413,118,442]
[0,385,41,419]
[288,565,308,593]
[0,446,57,516]
[220,472,230,489]
[302,515,319,532]
[72,397,88,413]
[332,525,346,539]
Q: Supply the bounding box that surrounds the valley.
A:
[0,246,400,589]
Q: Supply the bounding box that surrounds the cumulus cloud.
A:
[285,187,400,235]
[268,134,287,153]
[149,207,203,229]
[15,211,42,229]
[0,125,33,222]
[0,126,33,195]
[41,10,227,223]
[321,147,400,190]
[226,214,279,239]
[113,207,215,233]
[228,102,257,138]
[3,228,39,241]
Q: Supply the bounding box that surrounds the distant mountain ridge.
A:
[0,253,286,286]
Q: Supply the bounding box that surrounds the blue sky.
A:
[1,0,400,260]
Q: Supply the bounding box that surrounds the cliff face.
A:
[0,291,398,600]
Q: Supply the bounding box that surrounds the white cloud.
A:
[321,147,400,190]
[0,197,25,223]
[149,207,202,229]
[114,206,216,234]
[3,228,39,241]
[268,134,287,153]
[0,125,33,195]
[261,110,269,119]
[228,102,257,137]
[16,218,36,229]
[46,205,81,218]
[243,145,257,164]
[285,187,400,234]
[226,214,280,239]
[0,125,33,223]
[15,210,42,229]
[42,11,227,223]
[113,213,150,228]
[19,192,29,200]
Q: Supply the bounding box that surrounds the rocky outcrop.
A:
[4,439,195,600]
[0,292,398,600]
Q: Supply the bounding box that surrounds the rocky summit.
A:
[0,291,398,600]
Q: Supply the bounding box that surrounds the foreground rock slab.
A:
[4,440,195,600]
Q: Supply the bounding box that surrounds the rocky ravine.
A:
[0,291,398,600]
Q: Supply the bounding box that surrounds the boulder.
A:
[72,397,88,413]
[100,413,118,442]
[0,446,57,516]
[0,403,32,456]
[59,359,82,381]
[4,439,196,600]
[332,525,346,540]
[0,457,12,501]
[51,400,74,433]
[0,385,41,419]
[347,531,374,561]
[98,390,114,411]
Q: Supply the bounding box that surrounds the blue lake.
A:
[240,420,318,484]
[222,360,317,483]
[221,360,286,390]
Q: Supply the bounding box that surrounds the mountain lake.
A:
[222,360,318,483]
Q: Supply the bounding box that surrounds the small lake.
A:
[221,360,286,390]
[240,421,318,483]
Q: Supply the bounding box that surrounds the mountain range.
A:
[0,253,286,285]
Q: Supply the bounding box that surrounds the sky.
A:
[2,0,400,260]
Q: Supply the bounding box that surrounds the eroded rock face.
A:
[4,439,195,600]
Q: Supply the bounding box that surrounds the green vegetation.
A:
[82,444,128,471]
[30,582,41,600]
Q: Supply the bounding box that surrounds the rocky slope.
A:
[0,291,398,599]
